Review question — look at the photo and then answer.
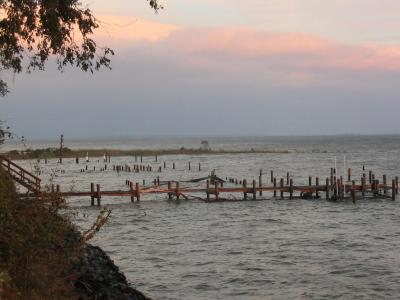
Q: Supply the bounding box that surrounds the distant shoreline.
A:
[2,147,290,160]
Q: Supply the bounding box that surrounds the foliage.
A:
[0,0,162,96]
[0,165,84,299]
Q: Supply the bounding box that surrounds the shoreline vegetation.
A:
[2,147,290,160]
[0,165,151,299]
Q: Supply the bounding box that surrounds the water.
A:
[6,135,400,299]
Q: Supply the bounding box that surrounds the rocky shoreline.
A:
[74,244,151,300]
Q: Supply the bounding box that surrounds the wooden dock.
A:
[1,155,398,206]
[54,172,398,206]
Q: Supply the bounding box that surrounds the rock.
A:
[74,244,151,300]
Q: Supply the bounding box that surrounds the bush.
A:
[0,165,82,299]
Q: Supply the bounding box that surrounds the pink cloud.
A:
[161,28,400,72]
[91,16,400,83]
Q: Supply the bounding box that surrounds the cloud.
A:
[91,16,400,88]
[93,15,178,44]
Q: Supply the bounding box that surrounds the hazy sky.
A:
[1,0,400,139]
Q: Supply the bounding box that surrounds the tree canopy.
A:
[0,0,162,96]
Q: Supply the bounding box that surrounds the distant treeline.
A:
[2,147,290,160]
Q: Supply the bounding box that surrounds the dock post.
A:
[188,162,191,170]
[136,182,140,201]
[325,178,330,200]
[280,178,284,199]
[259,169,263,196]
[206,180,210,201]
[243,179,247,200]
[164,161,166,169]
[140,155,143,163]
[96,184,101,206]
[383,175,387,195]
[130,182,135,202]
[215,181,219,201]
[286,172,290,185]
[361,177,365,197]
[289,179,293,199]
[348,168,352,182]
[369,171,372,184]
[270,171,274,183]
[392,179,396,201]
[315,177,319,198]
[309,176,312,187]
[155,155,158,162]
[252,179,256,200]
[90,183,95,206]
[176,182,180,200]
[273,178,277,198]
[173,162,175,169]
[199,163,201,171]
[167,181,172,200]
[351,180,356,203]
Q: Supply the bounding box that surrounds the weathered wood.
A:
[130,182,134,202]
[289,179,293,199]
[136,182,140,201]
[383,175,387,195]
[90,183,95,206]
[96,184,101,206]
[392,179,396,201]
[252,179,256,200]
[243,179,247,200]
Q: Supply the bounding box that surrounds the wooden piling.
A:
[351,180,356,203]
[215,181,219,201]
[392,179,396,201]
[136,182,140,201]
[189,162,191,170]
[130,182,134,202]
[96,184,101,206]
[348,168,352,182]
[173,162,175,169]
[273,178,277,198]
[280,178,284,199]
[259,169,263,196]
[286,172,290,185]
[308,176,312,187]
[252,179,256,200]
[206,180,210,201]
[176,182,180,200]
[243,179,247,200]
[199,163,201,171]
[90,183,94,206]
[325,178,330,200]
[361,177,365,197]
[168,181,172,200]
[270,171,274,183]
[315,177,319,198]
[383,175,387,195]
[289,179,293,199]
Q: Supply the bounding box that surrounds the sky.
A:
[1,0,400,139]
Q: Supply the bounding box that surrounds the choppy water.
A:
[7,135,400,299]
